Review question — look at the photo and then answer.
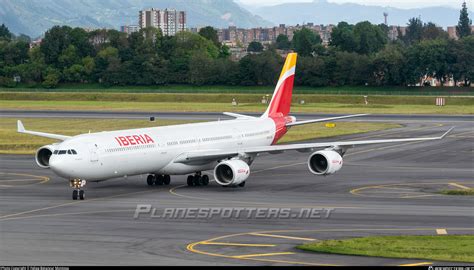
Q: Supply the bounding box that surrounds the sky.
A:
[238,0,473,9]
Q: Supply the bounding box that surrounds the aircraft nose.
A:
[50,157,72,177]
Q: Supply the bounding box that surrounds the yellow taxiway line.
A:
[233,252,295,259]
[449,182,471,190]
[201,242,276,247]
[399,262,433,266]
[248,233,317,241]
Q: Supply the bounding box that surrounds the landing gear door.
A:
[90,144,99,162]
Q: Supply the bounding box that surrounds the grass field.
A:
[2,92,474,105]
[440,189,474,195]
[2,84,473,96]
[0,118,399,154]
[297,235,474,263]
[1,100,472,115]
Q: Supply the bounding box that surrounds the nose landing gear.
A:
[70,179,86,200]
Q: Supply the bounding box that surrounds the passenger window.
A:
[58,150,67,155]
[53,150,58,154]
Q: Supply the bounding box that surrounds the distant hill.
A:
[0,0,272,38]
[252,0,473,27]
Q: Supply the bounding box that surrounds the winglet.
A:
[440,127,455,139]
[17,120,25,133]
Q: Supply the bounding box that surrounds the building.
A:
[387,25,406,41]
[447,26,458,40]
[29,38,42,49]
[120,25,139,35]
[217,23,335,49]
[139,8,186,36]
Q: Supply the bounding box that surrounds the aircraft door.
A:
[90,143,99,162]
[233,128,244,149]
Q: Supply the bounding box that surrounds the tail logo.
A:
[263,53,297,118]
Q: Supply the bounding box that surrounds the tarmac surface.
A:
[0,111,473,266]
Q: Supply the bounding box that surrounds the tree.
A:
[372,45,407,86]
[70,28,93,58]
[0,40,30,66]
[16,34,31,43]
[198,26,220,48]
[331,51,371,85]
[292,28,321,57]
[40,26,73,65]
[239,51,281,85]
[275,34,291,50]
[405,39,449,85]
[457,1,472,38]
[63,64,85,82]
[42,68,61,88]
[58,45,80,68]
[247,41,264,52]
[449,36,474,86]
[404,18,423,45]
[353,21,387,54]
[0,24,12,41]
[188,52,219,85]
[422,22,448,40]
[82,56,95,81]
[296,56,329,87]
[330,22,356,52]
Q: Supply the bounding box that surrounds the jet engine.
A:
[307,150,343,175]
[35,145,55,168]
[214,159,250,186]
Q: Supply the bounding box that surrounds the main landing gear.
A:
[70,179,86,200]
[186,172,209,187]
[147,174,171,186]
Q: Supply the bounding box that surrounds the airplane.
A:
[17,53,453,200]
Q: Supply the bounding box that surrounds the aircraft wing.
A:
[17,120,71,141]
[173,127,453,164]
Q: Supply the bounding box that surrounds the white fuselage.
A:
[49,118,278,181]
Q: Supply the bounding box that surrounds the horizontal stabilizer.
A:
[286,114,368,127]
[223,112,257,119]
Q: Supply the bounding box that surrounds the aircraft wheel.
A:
[72,190,78,200]
[155,175,164,185]
[238,181,246,187]
[79,190,85,200]
[193,175,202,186]
[187,175,194,186]
[147,175,155,186]
[163,175,171,185]
[201,175,209,186]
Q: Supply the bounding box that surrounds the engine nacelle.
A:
[214,159,250,186]
[307,150,343,175]
[35,145,55,169]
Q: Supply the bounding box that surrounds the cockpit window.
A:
[54,149,78,155]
